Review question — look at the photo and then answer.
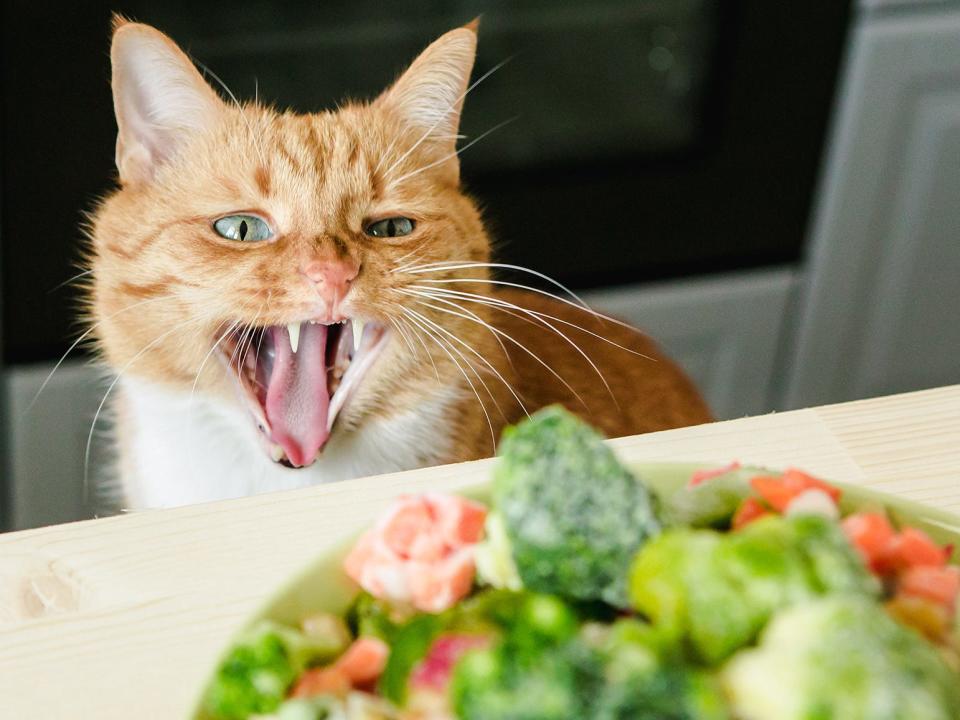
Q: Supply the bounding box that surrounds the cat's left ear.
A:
[110,19,226,185]
[377,21,479,152]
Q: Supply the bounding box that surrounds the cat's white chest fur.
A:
[118,377,458,509]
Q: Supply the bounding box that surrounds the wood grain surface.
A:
[1,385,958,718]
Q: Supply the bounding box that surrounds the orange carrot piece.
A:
[842,512,896,571]
[732,497,770,530]
[886,528,949,570]
[781,468,842,503]
[749,476,795,512]
[291,666,351,698]
[688,461,741,488]
[898,565,960,607]
[335,637,390,685]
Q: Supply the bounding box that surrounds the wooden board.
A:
[0,385,958,718]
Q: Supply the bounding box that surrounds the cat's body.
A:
[90,19,710,509]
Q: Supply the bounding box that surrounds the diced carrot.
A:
[749,476,796,512]
[749,470,841,513]
[885,528,949,570]
[782,468,842,503]
[732,497,771,530]
[291,666,351,698]
[842,512,896,571]
[335,637,390,684]
[688,461,741,488]
[886,593,951,642]
[898,565,960,607]
[291,637,389,699]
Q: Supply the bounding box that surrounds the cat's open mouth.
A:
[219,319,388,468]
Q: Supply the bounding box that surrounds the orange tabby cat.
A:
[87,19,711,508]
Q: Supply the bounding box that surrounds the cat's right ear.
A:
[110,19,225,186]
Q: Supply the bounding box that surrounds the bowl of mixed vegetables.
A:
[195,407,960,719]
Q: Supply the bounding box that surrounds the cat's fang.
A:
[353,319,365,351]
[287,322,301,353]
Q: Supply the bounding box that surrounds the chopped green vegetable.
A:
[451,611,729,720]
[662,470,753,528]
[724,596,960,719]
[492,406,661,606]
[591,618,729,720]
[378,613,446,705]
[203,620,346,719]
[349,592,405,643]
[630,515,879,663]
[475,511,523,591]
[450,595,596,720]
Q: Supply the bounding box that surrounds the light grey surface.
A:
[862,0,958,12]
[584,267,798,420]
[784,6,960,408]
[5,363,109,530]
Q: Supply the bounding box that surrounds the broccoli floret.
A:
[493,406,660,606]
[630,515,878,664]
[203,620,346,719]
[451,597,598,720]
[451,639,599,720]
[723,596,960,719]
[379,590,579,707]
[592,619,730,720]
[452,611,731,720]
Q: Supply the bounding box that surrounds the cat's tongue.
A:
[264,323,330,467]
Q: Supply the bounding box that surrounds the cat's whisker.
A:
[395,261,591,311]
[387,316,424,366]
[192,57,268,167]
[379,58,511,182]
[396,314,441,382]
[399,289,510,360]
[251,291,272,385]
[403,305,526,420]
[405,293,589,412]
[185,318,244,488]
[392,241,433,272]
[401,307,502,404]
[49,267,94,293]
[84,314,210,505]
[413,278,654,356]
[190,320,243,406]
[402,307,495,402]
[27,293,180,413]
[236,302,266,388]
[410,285,619,407]
[386,316,414,356]
[387,116,518,190]
[401,308,496,447]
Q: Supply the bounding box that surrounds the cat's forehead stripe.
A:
[253,165,271,196]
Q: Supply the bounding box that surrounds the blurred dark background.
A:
[1,1,850,364]
[21,0,960,531]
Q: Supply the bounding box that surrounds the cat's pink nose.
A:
[301,259,359,306]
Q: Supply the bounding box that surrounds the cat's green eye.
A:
[213,214,273,242]
[365,217,415,238]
